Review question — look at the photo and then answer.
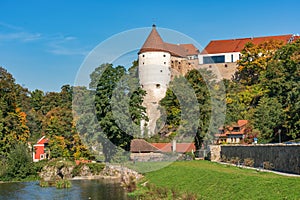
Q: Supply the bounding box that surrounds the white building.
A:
[198,34,298,80]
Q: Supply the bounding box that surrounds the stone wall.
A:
[197,62,237,80]
[210,144,300,174]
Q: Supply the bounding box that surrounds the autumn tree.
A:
[235,40,284,85]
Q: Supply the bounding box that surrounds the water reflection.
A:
[0,179,127,200]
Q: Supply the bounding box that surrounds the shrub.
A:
[2,143,34,181]
[263,161,274,170]
[87,163,105,175]
[230,157,240,165]
[123,175,137,192]
[244,158,254,167]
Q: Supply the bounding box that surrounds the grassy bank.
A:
[130,160,300,199]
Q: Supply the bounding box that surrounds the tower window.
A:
[142,54,145,57]
[164,62,166,65]
[143,62,144,65]
[163,54,166,57]
[156,84,160,88]
[160,70,163,72]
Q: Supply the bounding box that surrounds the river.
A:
[0,179,128,200]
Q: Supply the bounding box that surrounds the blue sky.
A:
[0,0,299,92]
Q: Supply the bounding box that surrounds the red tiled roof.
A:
[215,120,249,137]
[151,142,196,153]
[177,143,196,153]
[130,139,160,153]
[179,44,200,55]
[237,120,248,127]
[201,34,292,54]
[139,25,198,58]
[139,25,165,54]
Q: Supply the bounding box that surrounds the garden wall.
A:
[210,144,300,174]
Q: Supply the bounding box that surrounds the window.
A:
[164,62,166,65]
[231,54,234,62]
[142,54,145,57]
[203,55,225,64]
[163,54,166,57]
[225,64,228,68]
[142,62,144,65]
[40,154,44,159]
[160,70,163,72]
[156,84,160,88]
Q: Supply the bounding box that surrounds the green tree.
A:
[2,143,34,181]
[91,63,147,161]
[260,40,300,139]
[159,69,216,149]
[254,97,283,142]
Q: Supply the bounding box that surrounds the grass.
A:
[129,160,300,199]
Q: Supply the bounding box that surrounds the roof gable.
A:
[130,139,160,152]
[36,136,49,145]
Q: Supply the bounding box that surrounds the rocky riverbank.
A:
[39,161,142,190]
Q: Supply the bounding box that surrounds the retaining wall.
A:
[210,144,300,174]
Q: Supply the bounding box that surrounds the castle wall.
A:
[197,62,237,80]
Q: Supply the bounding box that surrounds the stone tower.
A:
[138,25,199,136]
[138,25,171,136]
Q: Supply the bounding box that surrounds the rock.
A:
[39,165,60,182]
[79,164,92,176]
[61,166,74,179]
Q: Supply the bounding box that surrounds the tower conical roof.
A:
[139,25,165,54]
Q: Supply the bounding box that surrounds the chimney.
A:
[172,140,176,152]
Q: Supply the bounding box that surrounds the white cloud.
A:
[0,21,89,56]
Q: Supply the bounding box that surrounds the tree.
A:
[158,69,217,149]
[0,67,30,157]
[2,143,34,181]
[235,40,284,85]
[254,97,283,142]
[260,40,300,139]
[91,63,147,161]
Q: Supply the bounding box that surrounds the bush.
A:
[244,158,254,167]
[87,163,105,175]
[263,161,274,170]
[229,157,240,165]
[2,143,34,181]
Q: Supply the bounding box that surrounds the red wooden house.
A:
[33,136,49,162]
